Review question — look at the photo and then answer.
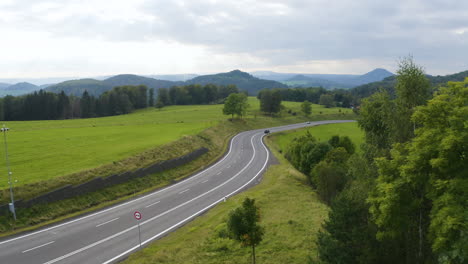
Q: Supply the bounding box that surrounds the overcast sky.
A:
[0,0,467,79]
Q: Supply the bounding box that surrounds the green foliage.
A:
[285,132,332,177]
[328,135,355,155]
[393,56,431,142]
[301,100,312,116]
[369,78,468,263]
[312,156,348,204]
[148,88,154,107]
[319,94,335,108]
[155,99,164,110]
[223,93,249,119]
[317,187,380,264]
[227,198,264,264]
[357,90,394,156]
[258,89,282,115]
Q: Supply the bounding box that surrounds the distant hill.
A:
[0,82,41,97]
[351,70,468,99]
[252,68,394,89]
[103,74,182,90]
[186,70,287,95]
[43,70,284,97]
[351,68,394,86]
[0,83,11,89]
[46,79,112,97]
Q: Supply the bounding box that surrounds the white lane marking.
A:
[216,172,221,175]
[201,180,208,183]
[0,133,243,246]
[145,201,161,208]
[102,133,271,264]
[22,241,55,253]
[179,189,190,194]
[95,218,120,228]
[43,133,262,264]
[227,165,231,168]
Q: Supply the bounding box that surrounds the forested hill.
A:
[351,69,468,98]
[185,70,287,95]
[103,74,182,90]
[44,70,286,97]
[0,82,41,97]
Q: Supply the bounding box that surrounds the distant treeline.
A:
[0,83,239,121]
[259,87,356,108]
[0,85,149,121]
[156,84,239,106]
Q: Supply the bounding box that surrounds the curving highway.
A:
[0,120,354,264]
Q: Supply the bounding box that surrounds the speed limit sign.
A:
[134,211,142,220]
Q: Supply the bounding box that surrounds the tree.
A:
[258,89,282,115]
[223,93,248,119]
[301,100,312,116]
[157,88,171,105]
[393,55,431,143]
[148,88,154,107]
[227,198,264,264]
[319,94,335,108]
[155,99,164,110]
[80,90,93,118]
[357,90,395,158]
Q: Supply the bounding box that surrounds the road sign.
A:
[134,211,142,220]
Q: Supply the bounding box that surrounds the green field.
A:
[272,122,364,153]
[0,97,353,189]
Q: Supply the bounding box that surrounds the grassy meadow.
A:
[271,122,364,154]
[0,97,353,189]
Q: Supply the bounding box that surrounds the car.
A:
[264,129,270,134]
[307,121,311,124]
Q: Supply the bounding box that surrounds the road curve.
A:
[0,120,354,264]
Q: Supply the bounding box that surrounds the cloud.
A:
[0,0,467,77]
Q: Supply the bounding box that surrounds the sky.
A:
[0,0,467,79]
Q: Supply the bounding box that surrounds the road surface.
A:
[0,120,354,264]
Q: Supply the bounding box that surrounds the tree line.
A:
[0,85,150,121]
[0,83,240,121]
[156,84,239,107]
[284,56,467,263]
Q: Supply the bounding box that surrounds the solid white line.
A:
[95,218,119,228]
[0,133,242,246]
[145,201,160,208]
[179,189,190,194]
[22,241,55,253]
[201,180,208,183]
[102,133,271,264]
[43,133,261,264]
[216,172,221,175]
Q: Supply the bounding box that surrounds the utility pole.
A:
[2,125,16,220]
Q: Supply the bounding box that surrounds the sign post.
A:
[134,211,142,248]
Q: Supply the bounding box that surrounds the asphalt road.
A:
[0,120,354,264]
